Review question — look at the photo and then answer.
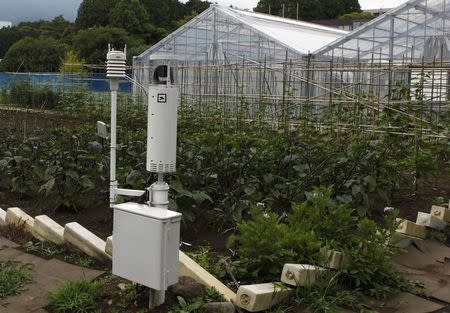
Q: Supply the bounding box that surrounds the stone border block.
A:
[281,264,325,286]
[416,212,447,231]
[431,205,450,223]
[34,215,65,245]
[105,236,113,256]
[235,283,293,312]
[396,218,428,239]
[64,222,111,261]
[179,251,236,301]
[0,208,6,226]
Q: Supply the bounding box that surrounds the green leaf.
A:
[40,177,56,197]
[192,191,212,204]
[177,296,187,308]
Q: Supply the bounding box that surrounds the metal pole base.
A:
[149,289,165,309]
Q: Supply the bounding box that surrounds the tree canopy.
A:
[0,0,363,71]
[73,26,142,64]
[75,0,118,28]
[1,37,67,72]
[254,0,361,20]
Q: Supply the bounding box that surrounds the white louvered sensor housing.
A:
[107,50,126,78]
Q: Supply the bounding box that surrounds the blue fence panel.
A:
[0,72,132,93]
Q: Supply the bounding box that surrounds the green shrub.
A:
[228,203,321,282]
[47,278,103,313]
[230,187,415,298]
[7,79,60,109]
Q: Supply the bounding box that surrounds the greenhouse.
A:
[134,5,347,65]
[314,0,450,61]
[132,5,347,110]
[132,1,448,139]
[312,0,450,110]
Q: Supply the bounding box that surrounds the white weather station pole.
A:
[104,45,182,309]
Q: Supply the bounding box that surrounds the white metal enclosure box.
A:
[112,202,182,290]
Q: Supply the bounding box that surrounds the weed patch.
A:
[47,278,103,313]
[0,261,32,302]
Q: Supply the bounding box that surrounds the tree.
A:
[141,0,184,27]
[1,37,67,72]
[339,11,373,20]
[0,16,72,58]
[0,27,25,58]
[72,26,143,64]
[75,0,118,29]
[254,0,360,21]
[109,0,151,34]
[184,0,210,15]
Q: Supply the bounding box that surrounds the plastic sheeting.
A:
[135,4,347,64]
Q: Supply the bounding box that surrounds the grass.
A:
[47,278,104,313]
[62,254,97,268]
[0,261,32,301]
[295,271,358,313]
[23,241,65,257]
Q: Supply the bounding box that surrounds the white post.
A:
[110,79,119,207]
[148,172,168,307]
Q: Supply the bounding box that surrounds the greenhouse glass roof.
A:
[313,0,450,61]
[136,5,347,64]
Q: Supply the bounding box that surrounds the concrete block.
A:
[235,283,293,312]
[5,207,45,240]
[204,302,236,313]
[281,264,325,286]
[416,212,447,231]
[431,205,450,223]
[105,236,113,256]
[33,215,65,245]
[179,251,236,301]
[390,231,417,248]
[319,248,351,269]
[396,218,428,239]
[0,208,7,226]
[64,222,111,261]
[319,248,342,269]
[6,207,34,231]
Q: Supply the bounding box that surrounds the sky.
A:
[0,0,408,24]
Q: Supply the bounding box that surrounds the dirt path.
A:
[0,237,104,313]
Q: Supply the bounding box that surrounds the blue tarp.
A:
[0,72,132,92]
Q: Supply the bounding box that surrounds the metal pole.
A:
[110,78,119,207]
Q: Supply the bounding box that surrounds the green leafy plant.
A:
[204,287,225,303]
[47,278,104,313]
[169,296,205,313]
[186,246,226,280]
[230,187,417,298]
[0,261,32,301]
